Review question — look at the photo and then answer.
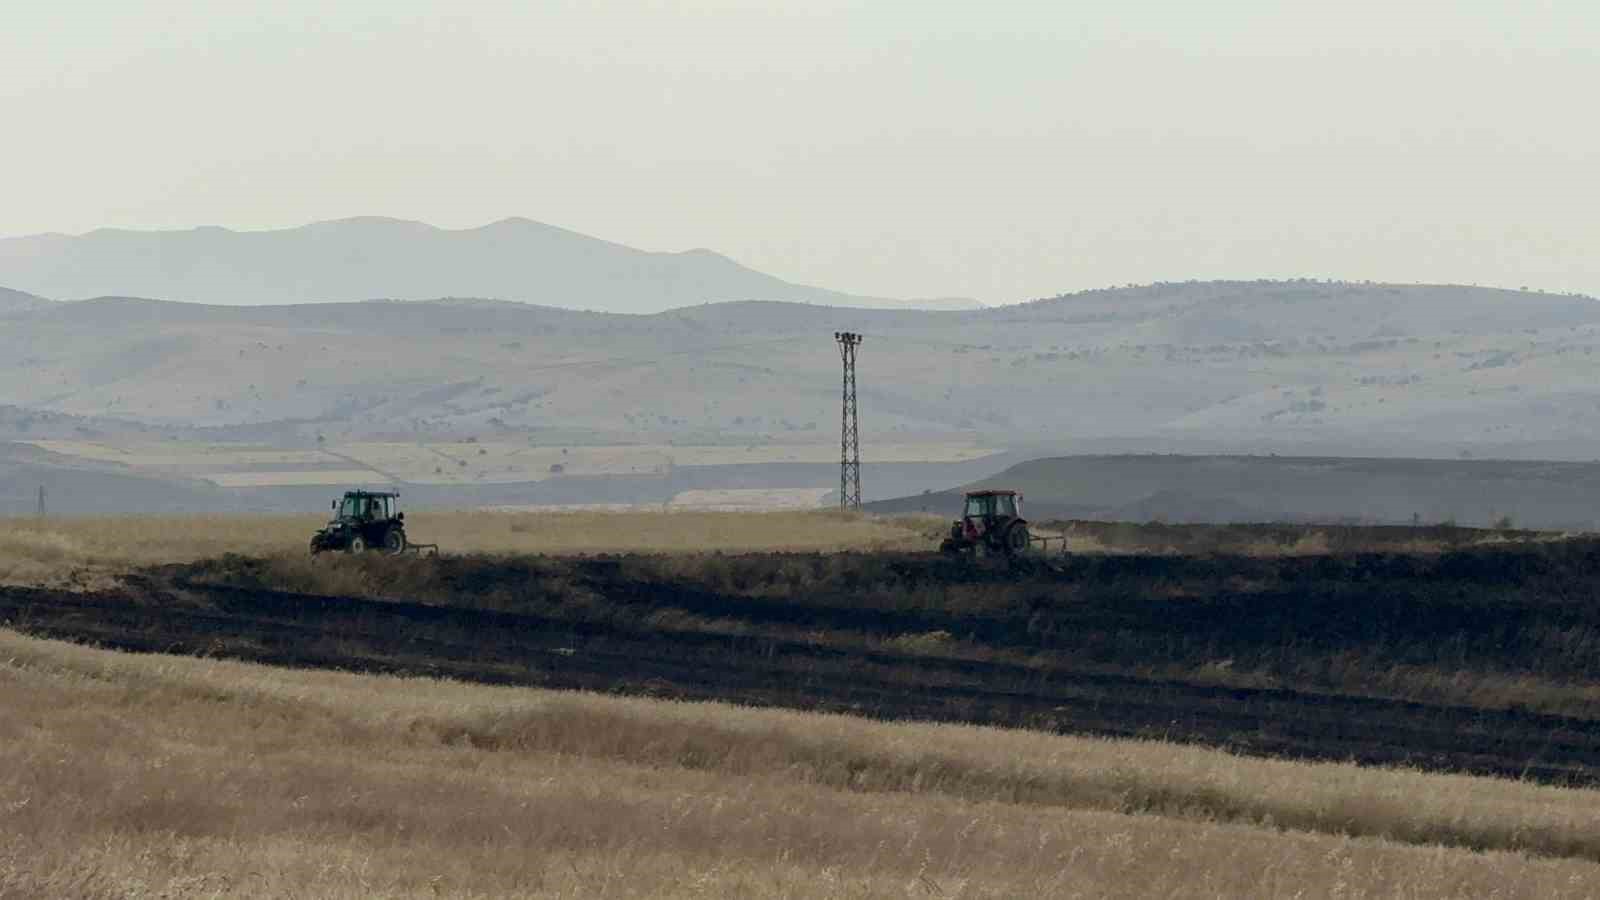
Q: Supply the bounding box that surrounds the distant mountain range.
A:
[0,217,979,313]
[4,280,1600,460]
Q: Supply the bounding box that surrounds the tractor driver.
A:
[363,498,380,520]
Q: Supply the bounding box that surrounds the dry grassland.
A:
[3,630,1599,899]
[0,510,934,588]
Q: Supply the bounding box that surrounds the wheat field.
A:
[0,510,938,587]
[4,508,1488,591]
[2,630,1599,899]
[7,513,1600,897]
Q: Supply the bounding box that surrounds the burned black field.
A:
[6,522,1600,783]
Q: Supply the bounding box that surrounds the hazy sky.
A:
[3,1,1597,304]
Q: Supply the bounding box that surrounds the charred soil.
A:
[7,530,1600,783]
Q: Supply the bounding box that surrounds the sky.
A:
[2,0,1598,305]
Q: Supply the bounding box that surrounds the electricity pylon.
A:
[834,332,863,511]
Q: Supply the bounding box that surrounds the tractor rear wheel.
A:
[384,528,407,555]
[1004,523,1030,556]
[349,535,367,555]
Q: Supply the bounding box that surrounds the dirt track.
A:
[6,548,1600,784]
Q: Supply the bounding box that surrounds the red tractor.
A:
[939,489,1031,557]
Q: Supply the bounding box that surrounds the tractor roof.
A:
[965,489,1018,497]
[343,490,400,498]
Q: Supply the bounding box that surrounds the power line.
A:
[835,332,863,511]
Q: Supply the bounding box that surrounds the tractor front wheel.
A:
[349,535,367,555]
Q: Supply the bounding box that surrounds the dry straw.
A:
[2,631,1599,898]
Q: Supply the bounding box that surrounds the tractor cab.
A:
[963,490,1020,521]
[940,489,1030,556]
[333,491,398,524]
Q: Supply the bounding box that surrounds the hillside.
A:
[869,454,1600,530]
[0,441,225,515]
[0,217,945,312]
[0,285,49,314]
[3,281,1600,457]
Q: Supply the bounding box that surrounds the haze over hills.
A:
[0,217,980,313]
[0,286,49,314]
[4,279,1600,460]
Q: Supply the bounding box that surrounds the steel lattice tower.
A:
[835,332,863,511]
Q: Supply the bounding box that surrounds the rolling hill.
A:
[0,441,224,515]
[3,280,1600,455]
[6,279,1600,515]
[0,286,49,315]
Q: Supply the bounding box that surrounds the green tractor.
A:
[939,489,1031,557]
[310,490,410,555]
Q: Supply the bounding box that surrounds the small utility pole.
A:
[835,332,863,511]
[36,485,46,518]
